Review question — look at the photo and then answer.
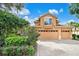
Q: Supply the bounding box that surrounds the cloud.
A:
[9,7,18,15]
[67,19,75,23]
[59,8,63,13]
[48,9,58,15]
[19,8,30,16]
[23,16,29,20]
[9,8,30,16]
[48,8,64,15]
[9,7,33,26]
[23,16,35,26]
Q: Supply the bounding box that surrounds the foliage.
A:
[0,5,39,55]
[67,22,79,31]
[25,26,40,45]
[5,35,28,46]
[26,46,35,56]
[0,9,29,35]
[0,3,39,56]
[72,34,76,40]
[69,3,79,18]
[0,48,3,55]
[0,46,35,56]
[72,34,79,40]
[76,35,79,39]
[0,10,29,46]
[0,3,24,11]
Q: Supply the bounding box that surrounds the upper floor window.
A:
[44,17,52,25]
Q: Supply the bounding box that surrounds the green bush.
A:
[26,46,35,56]
[0,46,35,56]
[72,34,79,40]
[25,26,40,45]
[5,35,28,46]
[0,48,3,56]
[2,47,14,55]
[76,35,79,39]
[2,46,26,56]
[72,34,76,40]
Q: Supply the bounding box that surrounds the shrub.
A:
[2,46,14,55]
[25,26,40,45]
[72,34,76,40]
[76,35,79,39]
[26,46,35,56]
[72,34,79,40]
[0,46,35,56]
[0,48,3,56]
[5,35,28,46]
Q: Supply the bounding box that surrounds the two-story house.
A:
[34,13,72,40]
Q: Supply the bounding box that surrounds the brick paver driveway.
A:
[36,40,79,56]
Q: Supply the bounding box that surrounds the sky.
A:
[13,3,79,26]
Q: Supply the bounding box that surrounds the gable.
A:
[34,13,60,29]
[39,13,58,26]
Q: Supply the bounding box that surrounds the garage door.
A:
[61,30,71,39]
[38,30,59,40]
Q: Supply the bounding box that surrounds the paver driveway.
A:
[36,40,79,56]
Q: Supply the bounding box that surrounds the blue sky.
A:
[18,3,79,25]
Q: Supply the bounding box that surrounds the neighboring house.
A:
[72,27,79,35]
[65,23,79,35]
[34,13,72,40]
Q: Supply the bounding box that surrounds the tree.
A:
[0,3,24,11]
[0,10,29,46]
[69,3,79,18]
[67,21,79,34]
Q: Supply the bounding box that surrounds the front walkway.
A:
[36,40,79,56]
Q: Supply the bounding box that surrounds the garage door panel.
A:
[61,31,71,39]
